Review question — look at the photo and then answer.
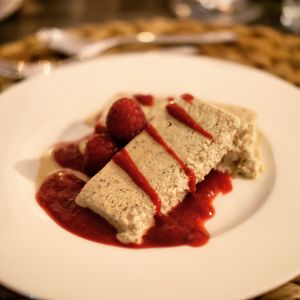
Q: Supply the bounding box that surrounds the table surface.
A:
[0,0,287,44]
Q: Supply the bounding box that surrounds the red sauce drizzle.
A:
[145,124,196,192]
[166,102,213,140]
[53,142,85,172]
[36,170,232,248]
[113,148,161,214]
[181,93,194,103]
[167,96,175,102]
[134,94,154,106]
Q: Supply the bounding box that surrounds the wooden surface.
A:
[0,17,300,300]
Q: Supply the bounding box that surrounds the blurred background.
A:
[0,0,299,44]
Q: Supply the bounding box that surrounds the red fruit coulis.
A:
[53,141,85,173]
[181,93,194,103]
[37,171,119,246]
[145,124,196,193]
[37,170,232,248]
[134,94,154,106]
[37,96,232,248]
[143,170,231,247]
[166,102,213,140]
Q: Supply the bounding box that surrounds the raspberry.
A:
[85,133,118,176]
[94,122,107,134]
[106,98,147,142]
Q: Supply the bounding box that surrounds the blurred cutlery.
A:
[0,59,57,80]
[0,47,196,80]
[36,28,237,59]
[0,30,238,80]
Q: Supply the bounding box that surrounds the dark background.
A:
[0,0,284,44]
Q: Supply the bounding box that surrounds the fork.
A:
[0,30,237,80]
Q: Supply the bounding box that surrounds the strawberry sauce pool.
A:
[37,169,232,248]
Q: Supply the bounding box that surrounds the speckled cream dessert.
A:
[76,97,240,244]
[89,93,262,180]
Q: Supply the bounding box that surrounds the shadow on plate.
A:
[15,159,40,183]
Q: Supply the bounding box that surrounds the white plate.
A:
[0,53,299,300]
[0,0,23,21]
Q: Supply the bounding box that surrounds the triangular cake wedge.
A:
[76,98,240,244]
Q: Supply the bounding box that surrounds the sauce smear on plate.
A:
[37,170,232,248]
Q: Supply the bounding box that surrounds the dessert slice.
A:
[91,93,261,179]
[216,104,261,179]
[76,98,240,244]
